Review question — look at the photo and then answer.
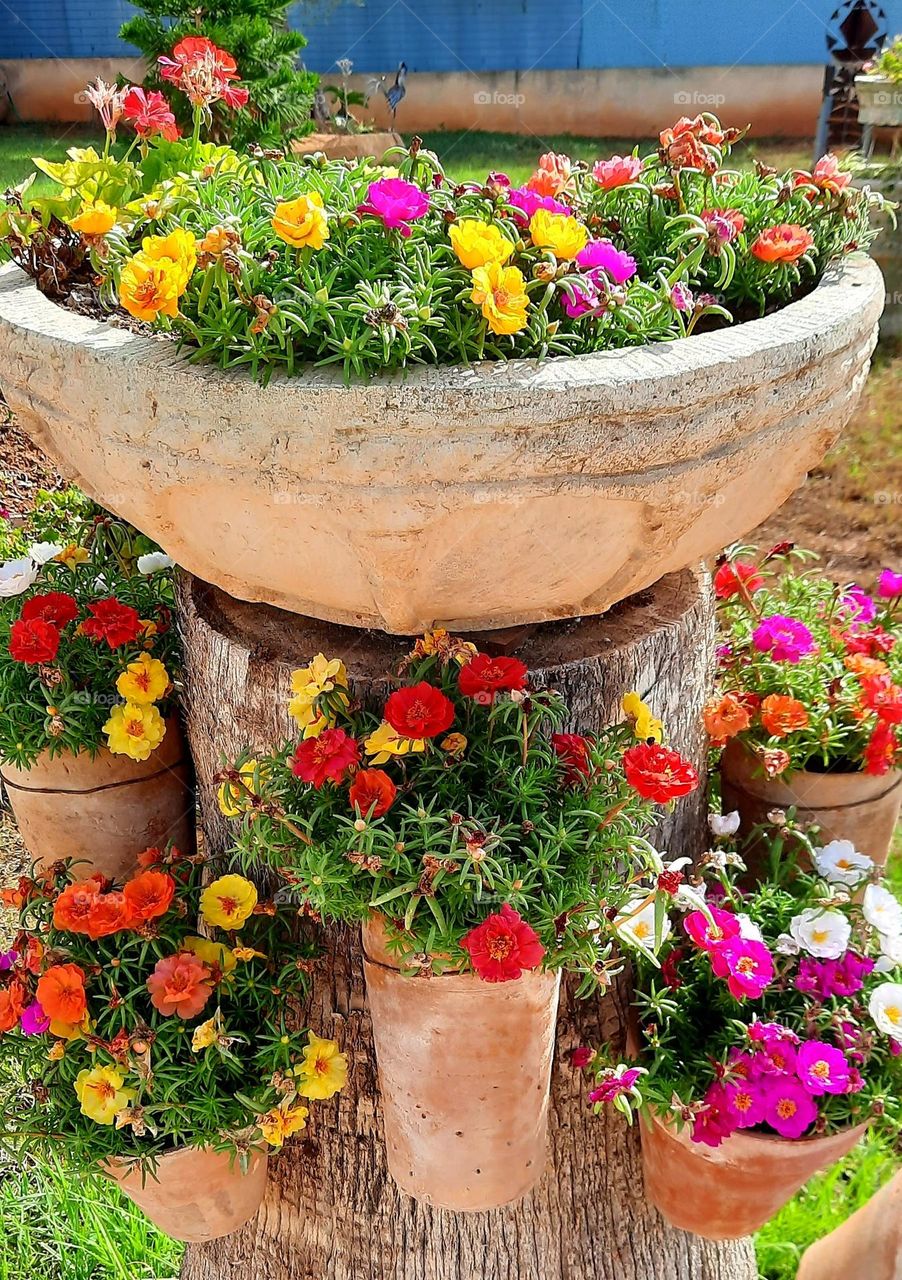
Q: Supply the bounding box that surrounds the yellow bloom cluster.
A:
[288,653,349,739]
[119,229,197,323]
[621,691,665,744]
[529,209,588,261]
[448,218,530,336]
[200,874,258,930]
[104,653,171,761]
[75,1065,135,1125]
[69,200,118,237]
[271,193,329,250]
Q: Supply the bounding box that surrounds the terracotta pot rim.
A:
[646,1107,870,1150]
[724,739,902,803]
[0,715,187,790]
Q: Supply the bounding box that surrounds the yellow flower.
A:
[200,875,258,930]
[232,945,266,961]
[118,252,182,322]
[74,1066,135,1125]
[55,545,89,571]
[191,1012,223,1052]
[529,209,588,260]
[449,219,514,269]
[470,262,529,336]
[103,702,166,761]
[364,720,426,765]
[199,225,234,256]
[441,732,468,755]
[272,193,329,250]
[141,228,197,291]
[259,1102,309,1147]
[47,1040,66,1061]
[116,653,170,705]
[621,692,664,744]
[218,759,264,817]
[69,200,117,236]
[50,1016,91,1041]
[294,1032,348,1100]
[183,935,236,978]
[288,654,349,738]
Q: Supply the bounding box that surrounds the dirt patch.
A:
[0,403,63,519]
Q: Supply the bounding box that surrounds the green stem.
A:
[190,107,203,171]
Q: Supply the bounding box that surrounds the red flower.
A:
[713,560,764,600]
[458,653,528,702]
[751,224,814,264]
[81,598,143,648]
[864,720,899,776]
[622,743,698,802]
[860,674,902,724]
[158,37,248,110]
[384,682,455,739]
[122,87,180,140]
[460,904,545,983]
[348,768,397,818]
[291,728,360,788]
[9,617,60,664]
[844,626,896,658]
[21,592,78,629]
[123,870,176,922]
[551,732,593,784]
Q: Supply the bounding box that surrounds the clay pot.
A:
[0,717,195,880]
[797,1163,902,1280]
[641,1110,868,1239]
[361,915,561,1211]
[720,739,902,872]
[0,257,882,633]
[102,1146,268,1242]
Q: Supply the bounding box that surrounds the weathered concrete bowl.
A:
[0,257,883,633]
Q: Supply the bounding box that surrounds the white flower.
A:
[868,982,902,1038]
[812,839,874,888]
[737,914,765,943]
[789,907,851,959]
[614,899,671,955]
[708,811,740,837]
[863,885,902,939]
[0,557,39,597]
[878,931,902,971]
[775,932,800,956]
[27,540,62,565]
[137,552,174,575]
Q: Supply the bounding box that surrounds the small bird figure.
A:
[382,62,408,120]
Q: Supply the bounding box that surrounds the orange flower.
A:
[85,892,136,940]
[702,693,751,744]
[750,224,814,264]
[146,952,214,1019]
[53,879,103,933]
[36,963,87,1025]
[526,151,572,197]
[0,979,26,1032]
[845,653,890,679]
[760,694,809,738]
[123,870,176,923]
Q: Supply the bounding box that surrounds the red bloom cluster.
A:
[53,869,176,940]
[551,732,593,784]
[348,768,396,818]
[460,904,545,982]
[159,37,249,111]
[122,87,179,140]
[385,682,455,738]
[458,654,528,703]
[81,598,143,648]
[622,743,699,802]
[291,728,360,789]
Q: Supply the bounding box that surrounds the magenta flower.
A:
[576,239,637,283]
[357,178,429,236]
[20,1000,50,1036]
[570,1046,594,1069]
[763,1076,819,1139]
[671,282,694,313]
[691,1081,739,1148]
[878,569,902,599]
[795,952,874,999]
[752,614,816,663]
[587,1066,643,1104]
[710,938,775,999]
[562,273,603,319]
[507,186,572,225]
[750,1023,798,1075]
[796,1040,851,1097]
[724,1078,767,1129]
[840,585,877,624]
[0,948,17,971]
[683,906,741,952]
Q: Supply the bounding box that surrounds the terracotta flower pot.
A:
[361,915,561,1211]
[720,739,902,872]
[0,257,882,633]
[0,717,195,880]
[640,1110,868,1239]
[101,1146,268,1242]
[797,1163,902,1280]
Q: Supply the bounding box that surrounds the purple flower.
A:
[796,1040,851,1096]
[562,273,603,319]
[710,938,774,999]
[684,905,741,952]
[357,178,429,236]
[878,569,902,599]
[752,614,816,663]
[0,949,17,972]
[19,1001,50,1036]
[763,1076,819,1139]
[587,1066,642,1104]
[671,282,694,313]
[507,186,572,225]
[796,952,874,999]
[575,239,637,284]
[841,585,877,624]
[891,1038,902,1058]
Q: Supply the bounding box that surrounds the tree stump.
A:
[175,566,758,1280]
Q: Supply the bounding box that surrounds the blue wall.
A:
[4,0,902,67]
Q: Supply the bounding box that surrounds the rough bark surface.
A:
[175,567,757,1280]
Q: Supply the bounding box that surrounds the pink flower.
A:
[592,155,643,189]
[683,906,741,952]
[570,1046,594,1069]
[724,1078,767,1129]
[587,1066,643,1104]
[507,186,572,226]
[357,178,429,236]
[562,275,603,318]
[701,208,745,242]
[796,1040,851,1096]
[691,1081,738,1147]
[840,586,877,624]
[710,938,774,999]
[576,239,637,283]
[671,282,694,312]
[811,153,851,193]
[122,87,179,141]
[20,1000,50,1036]
[750,1024,798,1076]
[763,1076,819,1139]
[752,614,815,663]
[878,569,902,599]
[795,952,874,999]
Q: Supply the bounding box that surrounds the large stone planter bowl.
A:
[0,257,883,633]
[855,74,902,127]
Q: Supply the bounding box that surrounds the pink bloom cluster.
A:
[683,905,774,999]
[795,951,875,1000]
[752,613,816,663]
[357,178,430,236]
